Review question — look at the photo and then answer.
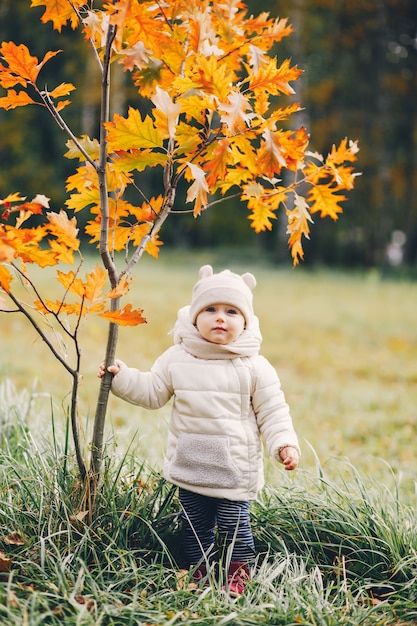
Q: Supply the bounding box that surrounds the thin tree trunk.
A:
[87,23,118,508]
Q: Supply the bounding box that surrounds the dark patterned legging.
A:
[179,488,256,566]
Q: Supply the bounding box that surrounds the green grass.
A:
[1,251,417,623]
[1,401,417,624]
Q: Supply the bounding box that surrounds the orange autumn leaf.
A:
[203,139,230,188]
[0,89,36,110]
[56,270,85,299]
[47,240,76,264]
[327,138,359,166]
[48,82,76,99]
[249,57,302,97]
[0,264,13,292]
[0,41,61,86]
[144,233,163,259]
[46,210,79,250]
[308,184,347,221]
[106,275,132,299]
[84,265,108,302]
[56,266,107,302]
[257,130,287,177]
[99,304,147,327]
[30,0,84,31]
[247,201,277,233]
[245,184,288,233]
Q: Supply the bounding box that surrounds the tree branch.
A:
[98,23,118,289]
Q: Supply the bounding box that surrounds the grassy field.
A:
[2,251,417,492]
[2,251,417,624]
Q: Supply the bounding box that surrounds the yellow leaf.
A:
[145,233,163,259]
[326,138,359,166]
[56,270,85,298]
[308,185,347,220]
[64,135,100,161]
[48,82,76,99]
[247,202,277,233]
[229,136,258,176]
[245,184,288,233]
[48,240,76,264]
[66,186,100,213]
[0,264,13,292]
[0,193,26,205]
[249,58,302,97]
[99,304,147,327]
[106,275,132,299]
[8,226,58,267]
[304,161,323,185]
[175,121,202,156]
[177,94,215,125]
[111,149,166,173]
[327,164,358,190]
[220,166,253,194]
[191,55,233,101]
[130,223,151,246]
[34,299,105,317]
[84,265,107,302]
[65,162,98,195]
[105,108,164,151]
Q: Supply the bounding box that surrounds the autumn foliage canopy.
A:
[0,0,359,325]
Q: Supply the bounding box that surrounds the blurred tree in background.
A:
[271,0,417,267]
[0,0,415,267]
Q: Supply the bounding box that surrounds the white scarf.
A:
[171,306,262,360]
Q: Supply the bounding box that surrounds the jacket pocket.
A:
[170,432,241,489]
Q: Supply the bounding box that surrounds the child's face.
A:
[195,303,245,344]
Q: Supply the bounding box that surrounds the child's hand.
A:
[279,446,299,471]
[98,362,120,378]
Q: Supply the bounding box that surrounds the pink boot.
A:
[226,562,250,596]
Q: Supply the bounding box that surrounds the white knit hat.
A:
[189,265,256,325]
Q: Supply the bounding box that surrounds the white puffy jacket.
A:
[110,307,300,501]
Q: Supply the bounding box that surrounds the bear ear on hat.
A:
[198,265,213,279]
[241,272,256,290]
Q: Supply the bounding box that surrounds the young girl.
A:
[99,265,300,594]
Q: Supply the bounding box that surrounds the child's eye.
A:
[206,306,216,312]
[227,308,238,315]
